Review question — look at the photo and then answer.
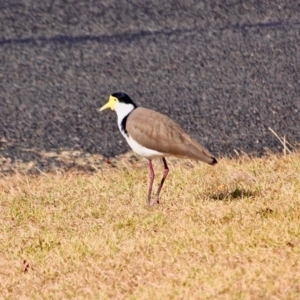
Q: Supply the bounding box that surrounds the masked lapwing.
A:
[100,92,217,206]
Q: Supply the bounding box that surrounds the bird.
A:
[99,92,217,206]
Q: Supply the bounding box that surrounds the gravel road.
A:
[1,1,300,173]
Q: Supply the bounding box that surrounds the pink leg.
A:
[147,159,155,205]
[151,158,169,206]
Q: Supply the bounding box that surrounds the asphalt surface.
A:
[1,1,300,173]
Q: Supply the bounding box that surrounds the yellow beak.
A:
[99,96,116,111]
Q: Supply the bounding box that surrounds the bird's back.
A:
[126,107,217,165]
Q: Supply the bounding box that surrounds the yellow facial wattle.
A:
[99,95,118,111]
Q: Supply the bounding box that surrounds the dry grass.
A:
[1,151,300,299]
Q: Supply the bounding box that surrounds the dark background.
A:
[1,1,300,172]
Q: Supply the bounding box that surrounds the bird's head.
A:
[99,92,137,112]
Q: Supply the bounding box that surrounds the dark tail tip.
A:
[210,157,218,165]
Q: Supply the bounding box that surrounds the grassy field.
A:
[1,151,300,299]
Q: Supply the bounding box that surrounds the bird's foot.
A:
[150,196,160,206]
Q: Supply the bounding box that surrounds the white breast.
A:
[118,125,166,158]
[125,134,167,159]
[115,102,167,159]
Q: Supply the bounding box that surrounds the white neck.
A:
[115,102,136,125]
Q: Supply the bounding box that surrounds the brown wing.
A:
[126,107,217,165]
